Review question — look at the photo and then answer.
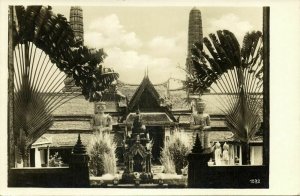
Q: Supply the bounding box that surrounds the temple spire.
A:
[64,6,85,92]
[186,7,203,74]
[70,6,84,44]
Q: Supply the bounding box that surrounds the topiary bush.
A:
[160,130,192,174]
[87,132,118,176]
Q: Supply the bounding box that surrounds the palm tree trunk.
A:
[23,146,31,167]
[241,142,251,165]
[8,6,15,169]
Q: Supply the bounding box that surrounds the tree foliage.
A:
[12,5,119,102]
[186,30,263,164]
[11,6,119,166]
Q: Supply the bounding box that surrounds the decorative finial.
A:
[73,134,87,154]
[192,134,203,153]
[146,65,149,77]
[144,66,149,78]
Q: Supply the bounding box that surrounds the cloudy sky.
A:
[52,6,262,86]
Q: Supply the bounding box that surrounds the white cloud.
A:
[147,32,187,59]
[84,14,142,49]
[103,47,185,84]
[207,13,254,43]
[84,14,186,85]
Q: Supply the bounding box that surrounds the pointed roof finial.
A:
[144,65,149,78]
[147,65,149,77]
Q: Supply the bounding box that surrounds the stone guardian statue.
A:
[92,102,112,133]
[190,99,211,149]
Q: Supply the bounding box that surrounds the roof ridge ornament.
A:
[144,65,149,79]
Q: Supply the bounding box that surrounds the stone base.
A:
[121,171,153,184]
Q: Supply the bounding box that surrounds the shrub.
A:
[160,130,192,174]
[48,152,63,167]
[87,132,118,176]
[160,148,176,174]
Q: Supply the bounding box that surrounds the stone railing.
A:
[8,167,71,187]
[187,134,268,188]
[8,134,90,187]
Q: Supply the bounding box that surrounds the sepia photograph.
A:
[2,1,300,195]
[6,4,269,189]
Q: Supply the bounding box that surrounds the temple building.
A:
[31,7,263,168]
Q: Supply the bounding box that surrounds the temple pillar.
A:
[34,148,41,167]
[229,144,235,165]
[47,146,50,167]
[239,145,242,165]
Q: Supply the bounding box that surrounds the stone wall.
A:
[9,135,90,187]
[189,165,268,188]
[187,150,268,188]
[8,167,72,187]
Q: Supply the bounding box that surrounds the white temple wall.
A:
[250,146,263,165]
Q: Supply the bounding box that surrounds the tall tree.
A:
[11,6,119,167]
[186,30,263,164]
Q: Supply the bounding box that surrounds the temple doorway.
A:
[147,126,165,164]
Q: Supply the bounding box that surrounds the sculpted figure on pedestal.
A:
[190,99,211,149]
[92,102,112,133]
[214,141,222,166]
[222,142,229,165]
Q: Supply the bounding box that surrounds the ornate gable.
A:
[125,75,176,122]
[128,76,162,112]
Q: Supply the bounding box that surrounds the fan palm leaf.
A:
[187,30,263,164]
[12,6,118,166]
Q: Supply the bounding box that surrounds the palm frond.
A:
[12,6,119,156]
[187,30,263,143]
